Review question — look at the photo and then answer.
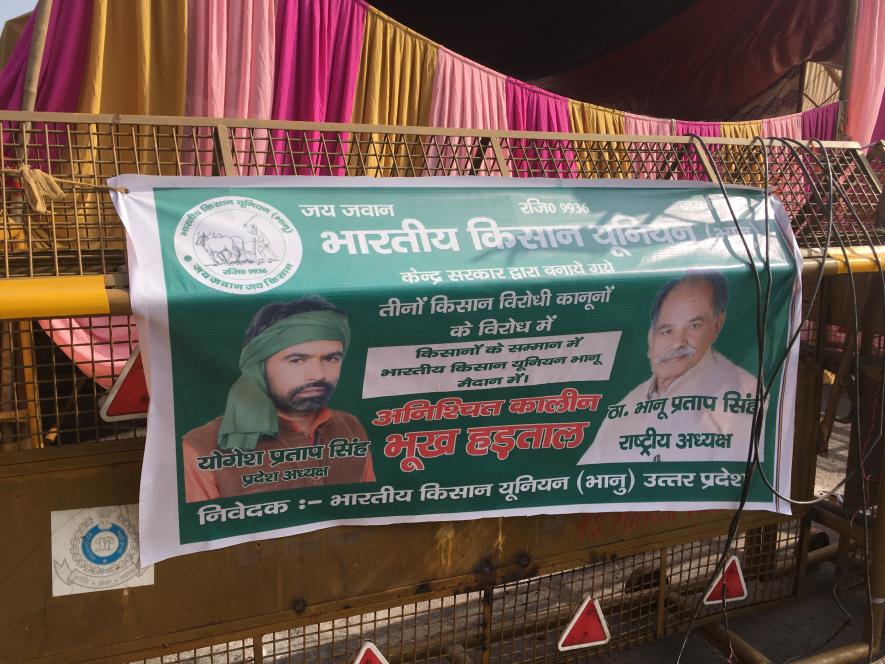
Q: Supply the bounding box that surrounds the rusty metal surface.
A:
[0,441,799,664]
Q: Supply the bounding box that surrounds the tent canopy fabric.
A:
[372,0,849,121]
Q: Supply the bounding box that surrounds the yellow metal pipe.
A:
[788,641,870,664]
[0,275,110,318]
[800,247,885,276]
[699,623,774,664]
[17,321,41,449]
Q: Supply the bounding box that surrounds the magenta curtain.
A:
[0,12,34,110]
[0,1,91,110]
[623,112,673,179]
[426,48,507,175]
[675,120,721,180]
[845,0,885,146]
[801,102,838,140]
[185,0,276,175]
[270,0,366,175]
[675,120,722,138]
[505,78,574,177]
[0,0,91,164]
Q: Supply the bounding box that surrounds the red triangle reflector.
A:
[702,555,748,606]
[100,346,149,422]
[353,642,390,664]
[558,596,611,651]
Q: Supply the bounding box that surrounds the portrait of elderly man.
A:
[578,270,758,465]
[183,296,374,502]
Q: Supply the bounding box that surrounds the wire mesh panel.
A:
[489,550,662,662]
[108,519,802,664]
[0,117,226,279]
[0,112,881,283]
[226,124,502,179]
[127,637,255,664]
[869,146,884,186]
[664,519,801,632]
[499,135,717,182]
[0,111,879,454]
[0,316,144,450]
[711,142,885,250]
[0,111,878,664]
[260,591,485,664]
[0,113,879,457]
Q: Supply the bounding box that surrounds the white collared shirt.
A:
[577,349,759,465]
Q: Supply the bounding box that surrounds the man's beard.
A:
[270,380,335,415]
[654,343,696,365]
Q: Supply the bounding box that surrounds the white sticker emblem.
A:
[51,504,154,596]
[175,196,302,294]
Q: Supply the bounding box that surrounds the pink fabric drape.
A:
[505,78,574,177]
[426,48,507,175]
[761,112,802,140]
[801,102,838,140]
[623,112,673,179]
[38,317,136,390]
[270,0,366,175]
[845,0,885,146]
[185,0,275,175]
[623,112,672,137]
[429,49,507,130]
[872,86,885,143]
[762,113,808,209]
[676,120,721,180]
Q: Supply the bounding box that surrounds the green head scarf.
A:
[217,310,351,450]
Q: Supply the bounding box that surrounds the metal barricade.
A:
[0,111,882,664]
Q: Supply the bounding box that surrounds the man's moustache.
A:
[655,344,696,364]
[286,380,334,399]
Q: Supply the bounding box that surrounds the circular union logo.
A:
[175,196,301,294]
[80,522,128,565]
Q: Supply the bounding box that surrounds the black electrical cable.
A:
[674,137,884,663]
[674,135,773,663]
[825,185,873,664]
[759,138,885,664]
[741,140,882,664]
[749,139,885,507]
[756,140,860,661]
[673,135,883,662]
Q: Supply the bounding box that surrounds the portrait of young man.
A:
[578,270,758,465]
[183,296,374,502]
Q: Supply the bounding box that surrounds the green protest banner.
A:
[111,177,801,565]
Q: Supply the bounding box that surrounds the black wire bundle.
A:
[673,136,885,664]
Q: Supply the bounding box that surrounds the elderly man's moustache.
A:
[655,344,696,364]
[287,380,334,398]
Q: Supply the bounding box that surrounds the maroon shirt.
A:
[183,408,374,502]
